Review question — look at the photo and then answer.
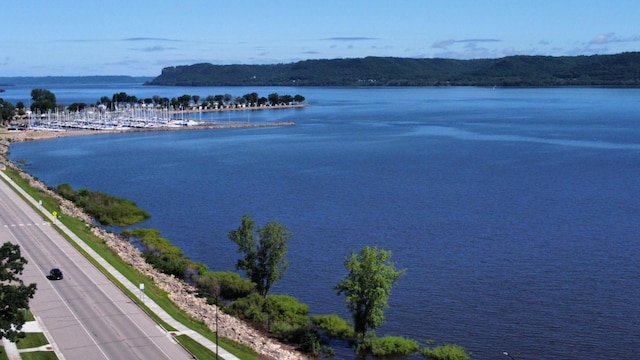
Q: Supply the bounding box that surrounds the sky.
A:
[1,0,639,76]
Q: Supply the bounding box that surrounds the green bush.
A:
[265,295,309,324]
[423,344,471,360]
[227,293,314,344]
[226,293,267,324]
[311,313,354,339]
[201,271,255,300]
[55,183,150,226]
[359,335,420,357]
[122,228,191,278]
[265,295,311,343]
[55,183,75,199]
[144,253,191,278]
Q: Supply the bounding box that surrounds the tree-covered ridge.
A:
[0,76,152,86]
[148,52,640,87]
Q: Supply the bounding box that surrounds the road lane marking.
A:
[4,222,51,227]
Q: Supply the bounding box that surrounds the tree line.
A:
[148,52,640,87]
[0,89,305,119]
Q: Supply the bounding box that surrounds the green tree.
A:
[30,88,56,113]
[268,92,279,105]
[177,94,192,108]
[279,94,293,104]
[197,271,255,300]
[0,99,15,125]
[0,242,37,342]
[67,102,87,112]
[15,101,25,116]
[243,92,259,105]
[31,88,56,103]
[335,245,405,338]
[228,214,291,298]
[111,92,137,104]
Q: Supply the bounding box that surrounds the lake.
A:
[7,84,640,359]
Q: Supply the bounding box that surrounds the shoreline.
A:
[0,123,306,360]
[0,121,295,155]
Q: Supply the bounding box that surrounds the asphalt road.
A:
[0,176,192,360]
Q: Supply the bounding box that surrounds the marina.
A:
[16,103,305,132]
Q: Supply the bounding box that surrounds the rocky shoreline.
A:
[0,128,306,360]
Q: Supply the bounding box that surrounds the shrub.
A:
[227,293,314,344]
[204,271,255,300]
[143,253,190,278]
[423,344,471,360]
[226,293,266,324]
[311,313,354,339]
[359,335,420,357]
[55,183,76,200]
[298,329,323,356]
[265,295,311,342]
[55,183,150,226]
[265,295,309,324]
[122,228,191,278]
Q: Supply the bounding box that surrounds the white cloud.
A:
[431,38,501,49]
[590,33,617,45]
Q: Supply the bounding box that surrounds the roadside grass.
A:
[176,335,222,360]
[20,309,35,322]
[16,333,48,349]
[2,167,258,360]
[20,352,58,360]
[0,347,8,360]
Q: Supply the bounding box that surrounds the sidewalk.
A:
[0,170,239,360]
[1,321,53,360]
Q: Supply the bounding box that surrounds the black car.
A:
[48,268,63,280]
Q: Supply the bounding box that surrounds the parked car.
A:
[48,268,63,280]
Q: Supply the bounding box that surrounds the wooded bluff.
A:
[147,52,640,87]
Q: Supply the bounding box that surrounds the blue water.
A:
[8,86,640,359]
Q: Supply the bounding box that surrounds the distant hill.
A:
[147,53,640,87]
[0,76,152,86]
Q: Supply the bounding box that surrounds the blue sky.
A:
[1,0,638,76]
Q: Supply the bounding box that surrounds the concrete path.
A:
[1,170,240,360]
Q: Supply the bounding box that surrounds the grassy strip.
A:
[2,167,258,360]
[20,352,58,360]
[174,335,219,359]
[175,334,260,360]
[21,309,35,322]
[16,333,48,350]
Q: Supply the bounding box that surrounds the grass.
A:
[16,333,49,349]
[20,309,35,322]
[175,335,217,359]
[20,352,58,360]
[2,166,258,360]
[0,347,7,360]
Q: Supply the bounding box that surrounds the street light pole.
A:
[503,351,516,360]
[215,295,219,360]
